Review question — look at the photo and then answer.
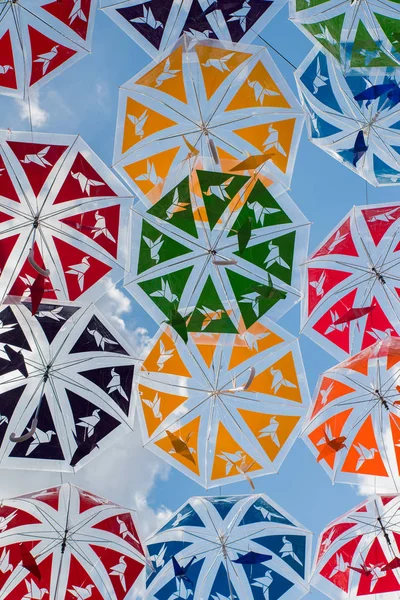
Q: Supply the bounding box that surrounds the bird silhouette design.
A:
[21,146,52,167]
[33,46,59,75]
[109,556,127,591]
[316,425,346,462]
[71,172,104,196]
[66,256,90,291]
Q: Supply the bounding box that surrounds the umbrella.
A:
[101,0,287,58]
[303,336,400,489]
[136,320,309,488]
[126,168,310,336]
[146,493,311,599]
[113,34,304,196]
[312,493,400,598]
[290,0,400,72]
[0,0,96,98]
[0,130,131,309]
[295,48,400,186]
[0,483,147,599]
[0,301,137,471]
[301,200,400,360]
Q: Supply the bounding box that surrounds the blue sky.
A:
[2,4,400,598]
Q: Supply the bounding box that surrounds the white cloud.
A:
[16,90,49,128]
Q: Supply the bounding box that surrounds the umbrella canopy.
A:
[0,130,131,309]
[113,34,304,196]
[301,201,400,360]
[126,168,310,337]
[136,321,309,488]
[303,336,400,489]
[0,0,96,98]
[0,483,147,599]
[312,494,400,599]
[295,48,400,186]
[101,0,287,58]
[290,0,400,72]
[146,493,311,600]
[0,301,137,471]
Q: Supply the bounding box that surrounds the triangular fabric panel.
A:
[54,152,118,203]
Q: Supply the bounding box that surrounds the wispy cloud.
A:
[16,90,49,128]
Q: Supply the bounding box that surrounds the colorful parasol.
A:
[0,483,147,600]
[303,336,400,489]
[101,0,287,58]
[146,493,311,600]
[0,301,137,471]
[312,493,400,598]
[295,48,400,186]
[113,34,304,196]
[136,321,309,488]
[0,130,131,310]
[301,200,400,360]
[0,0,96,98]
[126,168,310,337]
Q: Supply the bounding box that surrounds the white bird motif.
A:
[135,160,163,185]
[0,510,17,532]
[109,556,127,591]
[155,58,179,87]
[150,543,167,568]
[36,307,65,321]
[370,565,387,591]
[280,536,303,565]
[359,48,382,66]
[166,189,189,220]
[128,110,148,138]
[71,171,104,196]
[66,256,90,291]
[354,444,377,471]
[329,553,348,578]
[171,511,191,527]
[26,428,56,456]
[168,580,193,600]
[150,279,178,303]
[187,28,212,40]
[217,450,246,475]
[107,368,129,401]
[239,292,261,317]
[258,416,280,447]
[320,382,334,406]
[321,527,336,552]
[254,504,285,521]
[377,173,400,183]
[22,579,48,600]
[324,310,348,335]
[143,235,164,264]
[211,594,237,600]
[0,415,8,426]
[264,241,290,270]
[251,570,273,598]
[142,392,162,420]
[198,306,224,330]
[156,340,174,370]
[203,53,234,72]
[262,124,287,156]
[270,367,296,394]
[0,65,13,74]
[0,319,16,333]
[91,211,116,243]
[309,271,326,297]
[367,327,393,341]
[116,516,139,543]
[21,146,52,167]
[0,548,13,574]
[19,274,37,300]
[68,584,94,599]
[238,330,270,351]
[130,5,163,29]
[33,46,59,75]
[69,0,87,23]
[368,208,398,222]
[312,56,328,94]
[203,178,233,201]
[248,79,280,104]
[315,25,337,46]
[327,229,348,252]
[228,0,250,31]
[249,201,280,225]
[87,327,118,350]
[77,409,100,438]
